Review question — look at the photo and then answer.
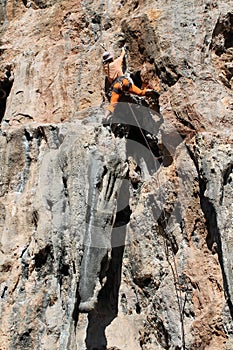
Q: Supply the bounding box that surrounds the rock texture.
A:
[0,0,233,349]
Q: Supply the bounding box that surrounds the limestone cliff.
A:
[0,0,233,349]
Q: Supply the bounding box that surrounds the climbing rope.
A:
[163,232,187,350]
[128,103,161,159]
[128,102,187,350]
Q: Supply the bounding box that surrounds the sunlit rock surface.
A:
[0,0,232,349]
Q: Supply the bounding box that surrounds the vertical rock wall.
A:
[0,0,232,349]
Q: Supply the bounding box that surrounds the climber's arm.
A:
[113,47,126,69]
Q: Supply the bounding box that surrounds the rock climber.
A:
[102,47,159,123]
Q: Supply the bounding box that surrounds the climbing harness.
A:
[112,76,132,94]
[104,75,133,103]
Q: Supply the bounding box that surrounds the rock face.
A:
[0,0,233,349]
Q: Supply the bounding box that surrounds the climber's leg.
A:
[127,79,159,98]
[128,83,147,96]
[108,89,121,113]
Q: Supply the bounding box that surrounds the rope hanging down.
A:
[128,103,188,350]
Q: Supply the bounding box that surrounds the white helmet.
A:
[102,51,113,63]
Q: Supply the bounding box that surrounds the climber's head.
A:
[102,51,113,64]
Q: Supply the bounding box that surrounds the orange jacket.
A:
[103,48,125,83]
